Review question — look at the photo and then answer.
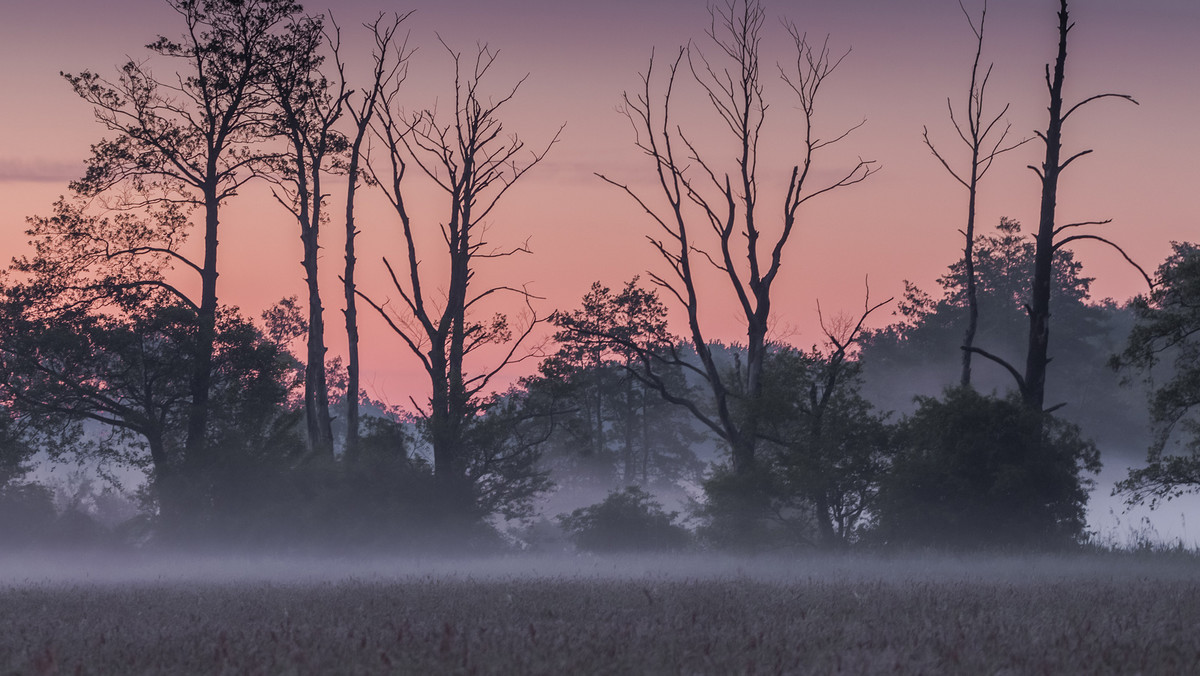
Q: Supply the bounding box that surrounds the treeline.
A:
[1,0,1199,553]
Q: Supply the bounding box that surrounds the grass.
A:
[1,553,1199,675]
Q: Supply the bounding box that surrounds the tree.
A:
[1114,243,1200,507]
[874,387,1099,549]
[3,196,201,499]
[0,291,193,478]
[597,0,875,487]
[333,13,413,460]
[63,0,303,456]
[542,280,703,488]
[359,39,561,516]
[753,297,893,547]
[922,0,1027,387]
[860,218,1145,448]
[267,10,347,458]
[0,281,298,524]
[968,0,1143,413]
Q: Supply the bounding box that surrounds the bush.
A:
[873,387,1100,550]
[559,486,690,552]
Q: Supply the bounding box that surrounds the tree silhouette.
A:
[267,11,347,458]
[967,0,1145,414]
[544,280,703,487]
[1114,244,1200,507]
[922,0,1028,388]
[63,0,304,457]
[360,39,561,515]
[333,13,413,460]
[597,0,874,484]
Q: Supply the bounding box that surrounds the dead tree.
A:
[597,0,874,479]
[922,0,1027,388]
[968,0,1146,413]
[331,12,413,461]
[361,40,561,513]
[268,13,348,458]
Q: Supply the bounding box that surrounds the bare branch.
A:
[1054,233,1154,289]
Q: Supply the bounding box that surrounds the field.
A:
[2,554,1199,675]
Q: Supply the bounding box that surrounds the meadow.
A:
[1,553,1198,675]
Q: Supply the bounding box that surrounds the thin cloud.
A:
[0,157,81,183]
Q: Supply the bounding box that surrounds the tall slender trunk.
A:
[343,137,364,461]
[734,320,768,476]
[186,188,220,457]
[302,218,334,458]
[1025,1,1070,414]
[961,155,981,388]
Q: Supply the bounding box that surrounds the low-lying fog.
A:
[3,550,1198,588]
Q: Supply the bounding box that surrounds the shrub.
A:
[873,387,1100,550]
[559,486,690,552]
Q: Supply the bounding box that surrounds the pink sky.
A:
[2,0,1199,411]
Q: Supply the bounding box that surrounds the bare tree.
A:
[332,13,413,461]
[597,0,875,480]
[967,0,1146,413]
[63,0,302,457]
[360,40,561,513]
[268,12,349,458]
[922,0,1028,388]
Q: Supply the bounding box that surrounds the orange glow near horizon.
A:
[2,0,1199,413]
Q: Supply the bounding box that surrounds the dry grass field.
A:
[1,553,1198,675]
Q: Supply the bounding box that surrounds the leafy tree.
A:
[543,280,704,488]
[0,278,299,526]
[63,0,305,456]
[0,405,32,490]
[1114,243,1200,507]
[559,486,690,552]
[860,218,1143,447]
[752,347,894,547]
[0,404,53,547]
[873,387,1099,549]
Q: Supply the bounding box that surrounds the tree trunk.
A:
[1025,0,1070,414]
[303,225,334,458]
[185,188,220,459]
[961,158,981,388]
[813,491,837,547]
[343,138,363,462]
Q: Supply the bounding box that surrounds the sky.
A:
[1,1,1198,414]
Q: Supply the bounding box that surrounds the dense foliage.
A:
[874,387,1100,549]
[558,486,691,552]
[1113,243,1200,506]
